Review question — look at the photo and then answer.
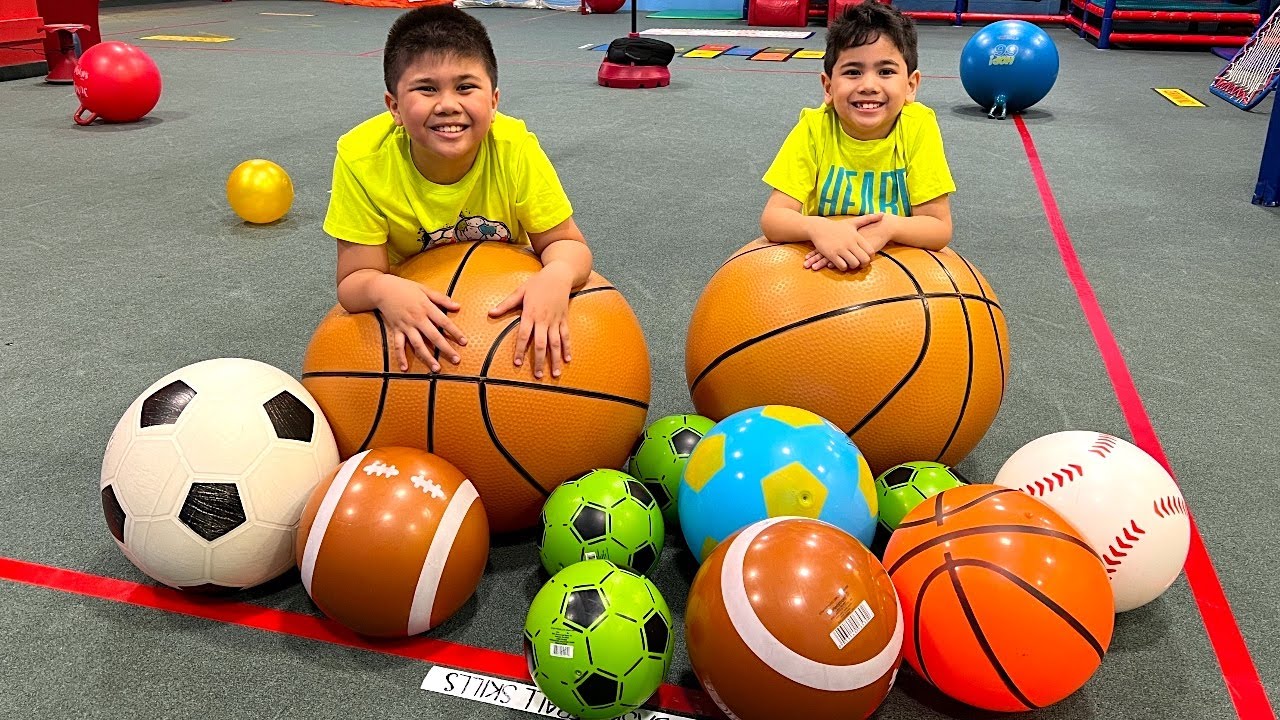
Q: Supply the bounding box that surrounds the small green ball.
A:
[875,461,970,531]
[524,560,673,720]
[626,414,716,527]
[539,469,664,576]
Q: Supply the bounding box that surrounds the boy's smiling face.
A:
[822,36,921,141]
[385,52,499,184]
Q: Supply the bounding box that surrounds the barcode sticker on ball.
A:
[550,643,574,659]
[830,600,875,649]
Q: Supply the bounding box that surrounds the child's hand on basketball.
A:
[805,214,885,271]
[376,275,468,373]
[489,262,574,380]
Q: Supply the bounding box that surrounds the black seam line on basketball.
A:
[431,241,486,363]
[913,562,946,687]
[357,312,395,454]
[885,524,1097,576]
[930,490,947,527]
[847,250,931,436]
[713,241,781,274]
[945,551,1038,710]
[476,290,579,498]
[951,556,1108,661]
[928,252,975,463]
[900,487,1021,530]
[687,289,998,394]
[479,285,617,376]
[475,284,630,499]
[426,377,438,454]
[957,252,1008,404]
[300,372,649,409]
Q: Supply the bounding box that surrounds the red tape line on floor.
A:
[1013,114,1274,720]
[0,556,716,717]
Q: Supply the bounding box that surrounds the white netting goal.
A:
[1211,4,1280,110]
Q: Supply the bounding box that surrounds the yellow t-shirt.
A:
[323,111,573,264]
[762,101,955,217]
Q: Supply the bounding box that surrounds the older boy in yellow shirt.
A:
[325,6,591,379]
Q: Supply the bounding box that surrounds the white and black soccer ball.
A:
[100,358,340,591]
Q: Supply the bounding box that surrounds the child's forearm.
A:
[337,269,392,314]
[761,206,823,244]
[867,215,952,251]
[538,238,593,289]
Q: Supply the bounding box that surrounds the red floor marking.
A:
[0,557,717,718]
[1013,114,1275,720]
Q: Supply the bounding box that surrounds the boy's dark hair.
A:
[383,6,498,94]
[824,2,919,76]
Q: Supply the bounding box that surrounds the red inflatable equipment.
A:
[72,40,161,125]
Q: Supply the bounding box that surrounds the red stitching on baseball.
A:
[1154,496,1187,518]
[1024,462,1088,496]
[1101,519,1146,573]
[1089,434,1117,458]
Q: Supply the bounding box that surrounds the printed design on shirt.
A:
[417,214,513,250]
[817,166,912,217]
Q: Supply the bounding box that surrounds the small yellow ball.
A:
[226,159,294,224]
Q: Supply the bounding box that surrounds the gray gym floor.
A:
[0,1,1275,718]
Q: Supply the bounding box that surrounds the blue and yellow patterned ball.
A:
[676,405,878,563]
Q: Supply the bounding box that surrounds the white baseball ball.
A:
[993,431,1190,612]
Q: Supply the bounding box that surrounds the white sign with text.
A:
[421,666,699,720]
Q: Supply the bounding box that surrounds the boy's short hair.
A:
[824,2,919,76]
[383,6,499,93]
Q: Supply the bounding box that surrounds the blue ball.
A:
[960,20,1060,115]
[676,405,877,563]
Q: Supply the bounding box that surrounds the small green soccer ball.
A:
[876,461,971,531]
[524,559,673,720]
[539,469,664,576]
[626,414,716,526]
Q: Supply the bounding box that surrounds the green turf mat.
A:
[645,9,744,18]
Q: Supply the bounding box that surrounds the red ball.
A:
[685,517,902,720]
[586,0,626,11]
[296,447,489,637]
[73,41,162,125]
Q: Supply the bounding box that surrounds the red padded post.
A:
[38,23,88,83]
[749,0,810,26]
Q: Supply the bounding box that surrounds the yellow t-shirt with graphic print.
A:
[762,101,955,217]
[323,111,573,265]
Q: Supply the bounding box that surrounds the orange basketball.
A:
[881,484,1114,712]
[685,240,1009,474]
[685,517,902,720]
[301,242,651,532]
[296,447,489,638]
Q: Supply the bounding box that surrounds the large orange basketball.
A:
[685,517,902,720]
[881,484,1114,712]
[296,447,489,637]
[685,240,1009,474]
[301,242,651,532]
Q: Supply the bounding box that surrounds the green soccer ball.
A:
[626,414,716,525]
[876,461,971,531]
[524,559,673,720]
[539,469,664,576]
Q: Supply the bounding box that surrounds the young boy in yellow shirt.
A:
[760,2,956,271]
[325,6,591,379]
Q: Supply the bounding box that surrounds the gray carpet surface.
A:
[0,0,1276,718]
